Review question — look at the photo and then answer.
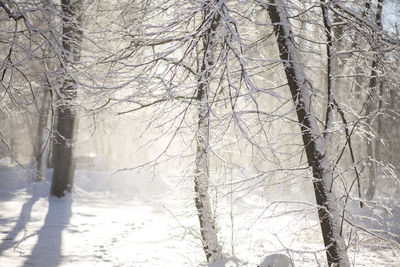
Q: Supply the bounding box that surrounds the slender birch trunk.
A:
[51,0,83,197]
[33,88,50,181]
[365,0,384,201]
[194,0,223,262]
[266,1,350,265]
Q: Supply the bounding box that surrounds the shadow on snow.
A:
[0,183,45,256]
[22,196,72,267]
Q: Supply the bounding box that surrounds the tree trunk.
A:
[33,88,51,181]
[46,115,55,169]
[266,1,350,266]
[364,0,384,201]
[50,0,83,198]
[194,1,223,262]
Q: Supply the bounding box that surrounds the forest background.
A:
[1,0,400,266]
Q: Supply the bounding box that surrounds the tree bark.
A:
[266,1,350,266]
[50,0,83,198]
[194,0,223,262]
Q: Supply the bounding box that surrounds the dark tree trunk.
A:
[50,0,83,198]
[51,85,76,197]
[266,1,350,266]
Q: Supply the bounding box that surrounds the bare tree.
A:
[265,0,350,265]
[364,0,384,201]
[194,0,224,262]
[50,0,84,197]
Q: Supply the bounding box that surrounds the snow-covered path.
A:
[0,171,206,267]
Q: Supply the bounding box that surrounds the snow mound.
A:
[258,254,294,267]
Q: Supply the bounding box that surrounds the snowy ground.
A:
[0,164,399,266]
